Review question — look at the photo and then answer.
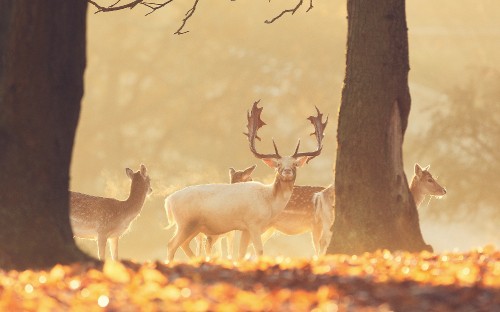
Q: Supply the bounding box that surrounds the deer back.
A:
[285,185,325,214]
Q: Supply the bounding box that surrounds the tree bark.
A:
[327,0,432,254]
[0,0,92,269]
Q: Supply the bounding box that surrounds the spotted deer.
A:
[164,101,326,261]
[410,163,447,208]
[70,164,152,260]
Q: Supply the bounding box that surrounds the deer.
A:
[70,164,152,260]
[410,163,447,208]
[195,165,256,258]
[206,174,334,258]
[164,101,326,261]
[312,184,335,255]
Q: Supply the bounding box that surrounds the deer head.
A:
[244,100,327,182]
[126,164,153,196]
[229,164,256,183]
[413,163,446,197]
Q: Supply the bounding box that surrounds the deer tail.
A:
[164,196,176,230]
[312,192,322,224]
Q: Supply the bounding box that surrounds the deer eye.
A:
[427,178,434,183]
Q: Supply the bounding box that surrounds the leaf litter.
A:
[0,245,499,311]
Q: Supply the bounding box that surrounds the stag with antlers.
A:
[164,101,326,261]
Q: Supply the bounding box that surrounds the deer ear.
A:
[244,164,257,175]
[262,158,279,169]
[295,156,309,168]
[229,167,236,176]
[126,168,134,179]
[140,164,147,176]
[414,163,423,177]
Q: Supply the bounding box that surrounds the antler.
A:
[243,100,281,159]
[292,106,328,163]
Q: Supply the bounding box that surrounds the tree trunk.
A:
[327,0,432,254]
[0,0,92,269]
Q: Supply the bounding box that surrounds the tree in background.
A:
[0,1,91,269]
[412,67,500,222]
[327,0,431,254]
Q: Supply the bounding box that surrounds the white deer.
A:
[195,165,256,258]
[205,175,335,257]
[164,101,327,261]
[410,163,447,208]
[70,164,152,260]
[312,184,335,255]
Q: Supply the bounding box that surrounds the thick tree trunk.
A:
[0,0,92,269]
[327,0,432,254]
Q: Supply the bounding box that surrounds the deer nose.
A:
[282,168,293,176]
[442,188,447,195]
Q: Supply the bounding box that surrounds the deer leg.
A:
[167,224,197,262]
[205,235,219,258]
[180,231,199,259]
[261,227,275,245]
[225,231,235,259]
[248,228,264,257]
[108,237,119,260]
[239,230,251,259]
[311,224,322,257]
[194,233,204,257]
[96,234,107,260]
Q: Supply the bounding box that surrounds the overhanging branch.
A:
[174,0,200,35]
[87,0,144,13]
[87,0,197,35]
[87,0,313,34]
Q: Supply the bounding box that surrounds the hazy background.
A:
[71,1,500,261]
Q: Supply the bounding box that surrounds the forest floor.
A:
[1,247,499,311]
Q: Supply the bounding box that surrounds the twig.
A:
[174,0,200,35]
[265,0,313,24]
[142,0,175,16]
[87,0,143,13]
[306,0,313,12]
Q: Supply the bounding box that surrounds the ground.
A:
[1,247,499,311]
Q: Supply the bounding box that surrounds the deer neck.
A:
[124,181,148,213]
[409,177,425,208]
[272,173,295,206]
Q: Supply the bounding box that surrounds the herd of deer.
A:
[69,102,447,261]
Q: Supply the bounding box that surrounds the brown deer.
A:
[410,163,447,208]
[70,164,152,260]
[164,101,326,261]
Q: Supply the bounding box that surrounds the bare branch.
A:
[306,0,313,12]
[174,0,200,35]
[87,0,199,35]
[265,0,314,24]
[88,0,312,34]
[143,0,174,16]
[87,0,144,13]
